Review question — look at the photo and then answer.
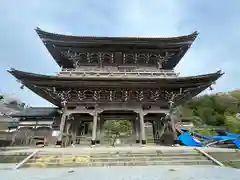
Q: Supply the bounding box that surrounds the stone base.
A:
[91,140,96,145]
[159,132,175,146]
[56,140,62,146]
[136,140,140,144]
[142,140,146,145]
[174,140,181,145]
[96,140,100,144]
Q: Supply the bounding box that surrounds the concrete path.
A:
[1,166,239,180]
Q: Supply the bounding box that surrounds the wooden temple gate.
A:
[56,108,174,147]
[8,28,223,147]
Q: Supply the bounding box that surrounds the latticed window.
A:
[84,90,94,99]
[137,54,148,64]
[87,53,99,64]
[102,52,114,64]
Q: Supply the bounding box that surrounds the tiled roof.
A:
[0,93,25,120]
[11,107,59,117]
[36,27,198,43]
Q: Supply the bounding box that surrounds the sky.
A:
[0,0,239,107]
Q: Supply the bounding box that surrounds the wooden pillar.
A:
[71,119,79,145]
[131,119,136,143]
[135,117,140,144]
[170,114,178,144]
[64,120,72,146]
[56,114,67,146]
[96,116,101,144]
[84,123,89,135]
[139,112,146,145]
[100,118,105,144]
[91,112,98,146]
[96,115,104,144]
[152,120,156,143]
[152,119,162,144]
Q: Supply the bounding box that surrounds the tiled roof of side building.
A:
[10,107,60,118]
[0,93,25,116]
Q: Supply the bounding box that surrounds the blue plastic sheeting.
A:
[212,136,237,141]
[180,128,187,131]
[195,135,237,141]
[200,136,215,140]
[178,132,201,147]
[225,132,240,138]
[233,139,240,148]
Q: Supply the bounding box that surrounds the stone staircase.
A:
[22,149,214,168]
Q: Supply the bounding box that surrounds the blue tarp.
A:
[178,132,201,147]
[225,132,240,138]
[177,128,240,148]
[211,136,237,141]
[233,139,240,148]
[200,135,215,140]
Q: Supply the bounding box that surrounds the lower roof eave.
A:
[8,68,224,83]
[8,68,223,107]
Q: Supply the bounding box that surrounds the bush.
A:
[224,116,240,133]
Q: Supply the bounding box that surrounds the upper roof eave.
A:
[35,27,198,44]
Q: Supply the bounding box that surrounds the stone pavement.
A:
[0,165,239,180]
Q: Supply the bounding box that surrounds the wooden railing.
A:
[58,68,178,78]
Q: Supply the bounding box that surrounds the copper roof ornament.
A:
[20,85,24,90]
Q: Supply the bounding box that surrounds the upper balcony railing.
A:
[57,68,179,78]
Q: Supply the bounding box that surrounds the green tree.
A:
[225,116,240,133]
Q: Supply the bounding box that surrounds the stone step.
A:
[37,151,199,157]
[22,149,213,168]
[24,159,213,168]
[33,154,201,161]
[35,154,205,159]
[90,156,206,161]
[29,155,206,164]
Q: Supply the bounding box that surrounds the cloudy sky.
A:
[0,0,239,107]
